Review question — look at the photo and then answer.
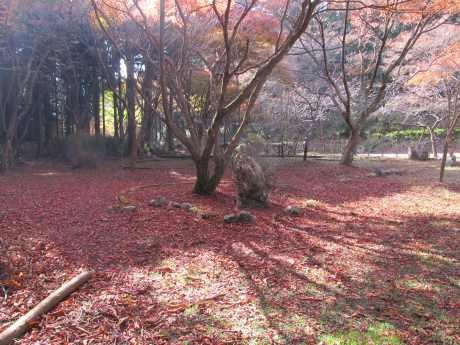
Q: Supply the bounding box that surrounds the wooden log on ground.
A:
[0,271,93,345]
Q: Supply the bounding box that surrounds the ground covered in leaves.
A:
[0,158,459,344]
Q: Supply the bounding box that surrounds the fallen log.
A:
[0,270,93,345]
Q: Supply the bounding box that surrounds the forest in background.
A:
[1,0,459,189]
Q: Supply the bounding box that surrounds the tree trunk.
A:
[428,127,437,159]
[118,80,125,140]
[94,77,101,137]
[126,53,137,161]
[280,134,285,158]
[440,138,449,183]
[71,126,82,168]
[303,138,308,161]
[112,89,119,138]
[166,93,174,152]
[1,108,17,172]
[341,125,360,166]
[166,127,174,152]
[140,61,154,152]
[1,139,14,172]
[102,81,106,137]
[193,158,225,195]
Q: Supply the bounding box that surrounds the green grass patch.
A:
[319,322,403,345]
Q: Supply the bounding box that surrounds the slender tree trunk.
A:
[113,90,119,138]
[1,139,14,172]
[94,77,101,137]
[126,53,137,161]
[341,125,360,166]
[118,79,124,140]
[166,127,174,152]
[35,85,49,157]
[165,91,174,152]
[303,138,308,161]
[102,81,106,137]
[440,138,449,183]
[1,104,18,172]
[428,127,437,159]
[37,107,44,157]
[320,121,326,153]
[71,125,82,168]
[140,61,154,151]
[1,120,16,172]
[280,134,285,158]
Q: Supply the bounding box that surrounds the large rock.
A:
[408,144,429,161]
[446,155,457,167]
[232,144,269,208]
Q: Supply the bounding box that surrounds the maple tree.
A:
[91,0,322,194]
[297,0,456,165]
[419,42,460,181]
[396,23,460,180]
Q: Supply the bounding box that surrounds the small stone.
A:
[180,202,193,210]
[200,213,211,220]
[338,177,352,183]
[446,155,457,167]
[372,168,402,177]
[172,202,182,208]
[373,168,385,177]
[224,214,239,223]
[122,205,137,212]
[238,211,254,223]
[149,196,168,207]
[386,169,402,176]
[284,205,302,216]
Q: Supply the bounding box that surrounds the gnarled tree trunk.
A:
[193,157,225,195]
